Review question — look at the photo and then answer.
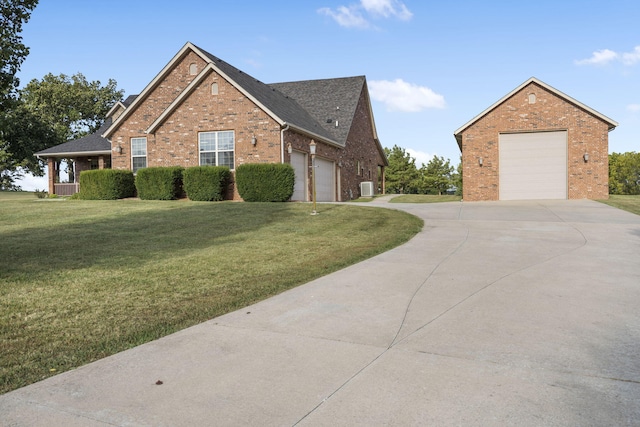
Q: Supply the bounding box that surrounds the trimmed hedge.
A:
[236,163,295,202]
[135,166,184,200]
[78,169,135,200]
[183,166,230,201]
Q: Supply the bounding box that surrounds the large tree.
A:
[20,73,124,143]
[1,73,123,186]
[0,0,39,189]
[0,0,38,108]
[384,145,419,194]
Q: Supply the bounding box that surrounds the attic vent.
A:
[211,83,219,95]
[528,93,536,104]
[326,118,333,123]
[189,63,198,75]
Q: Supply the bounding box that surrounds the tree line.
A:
[384,145,462,195]
[1,1,123,190]
[385,146,640,196]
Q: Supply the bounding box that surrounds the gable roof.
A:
[35,118,113,158]
[103,42,375,148]
[453,77,619,147]
[270,76,368,145]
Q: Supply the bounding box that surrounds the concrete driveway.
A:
[2,199,640,426]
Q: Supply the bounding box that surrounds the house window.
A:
[199,131,234,169]
[189,63,198,75]
[131,137,147,173]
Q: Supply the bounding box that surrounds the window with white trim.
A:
[199,131,234,169]
[131,137,147,173]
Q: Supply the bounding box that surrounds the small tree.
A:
[384,145,419,194]
[609,152,640,195]
[419,155,455,195]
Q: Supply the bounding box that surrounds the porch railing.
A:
[54,183,79,196]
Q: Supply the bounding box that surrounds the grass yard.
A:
[389,194,462,203]
[598,194,640,216]
[0,194,422,394]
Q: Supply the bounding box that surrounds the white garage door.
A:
[291,151,307,201]
[315,157,335,202]
[499,131,567,200]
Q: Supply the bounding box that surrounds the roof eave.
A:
[36,150,111,159]
[453,77,619,137]
[102,42,199,138]
[286,123,342,148]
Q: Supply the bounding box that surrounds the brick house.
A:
[454,77,617,201]
[37,42,387,201]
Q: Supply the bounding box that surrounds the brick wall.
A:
[281,87,385,201]
[459,82,610,201]
[110,51,282,200]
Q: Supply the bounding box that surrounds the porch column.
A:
[381,166,386,195]
[98,155,105,170]
[47,158,55,195]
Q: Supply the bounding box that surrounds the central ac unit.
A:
[360,181,374,197]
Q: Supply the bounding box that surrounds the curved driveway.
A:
[2,199,640,426]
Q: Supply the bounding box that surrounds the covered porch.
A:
[34,123,114,196]
[42,154,111,195]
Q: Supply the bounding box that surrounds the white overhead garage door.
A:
[499,131,567,200]
[291,151,307,202]
[315,157,335,202]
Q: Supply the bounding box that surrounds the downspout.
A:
[280,122,290,163]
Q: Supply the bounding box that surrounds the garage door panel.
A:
[499,132,567,200]
[315,157,335,202]
[291,151,306,201]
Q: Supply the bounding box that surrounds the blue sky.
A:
[16,0,640,190]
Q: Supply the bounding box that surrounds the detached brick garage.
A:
[454,77,618,201]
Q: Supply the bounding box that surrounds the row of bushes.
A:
[75,164,295,202]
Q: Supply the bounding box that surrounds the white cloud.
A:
[318,6,370,29]
[627,104,640,112]
[318,0,412,29]
[575,49,619,66]
[406,148,434,168]
[622,46,640,65]
[575,45,640,66]
[361,0,413,20]
[369,79,446,112]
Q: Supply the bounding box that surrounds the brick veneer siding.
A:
[282,88,385,201]
[110,51,385,201]
[458,82,610,201]
[110,52,283,200]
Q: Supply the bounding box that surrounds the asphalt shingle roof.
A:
[35,118,112,156]
[196,44,364,146]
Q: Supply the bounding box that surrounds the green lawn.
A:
[389,194,462,203]
[599,194,640,216]
[0,194,422,394]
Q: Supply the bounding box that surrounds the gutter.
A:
[280,122,290,163]
[36,151,112,159]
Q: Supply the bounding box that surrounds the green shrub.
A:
[236,163,295,202]
[135,166,184,200]
[34,189,47,199]
[183,166,230,201]
[78,169,135,200]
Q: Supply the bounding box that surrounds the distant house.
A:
[36,42,388,200]
[454,77,617,201]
